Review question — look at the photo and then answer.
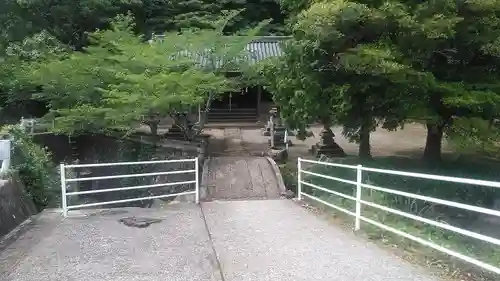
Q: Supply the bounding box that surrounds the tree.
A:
[137,0,284,35]
[1,0,69,123]
[261,0,430,158]
[16,0,139,50]
[137,0,224,35]
[385,0,500,162]
[221,0,285,34]
[31,13,267,139]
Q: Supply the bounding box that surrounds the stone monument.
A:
[262,108,275,136]
[310,125,346,157]
[267,107,292,148]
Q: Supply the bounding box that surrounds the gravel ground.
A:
[202,199,441,281]
[2,201,442,281]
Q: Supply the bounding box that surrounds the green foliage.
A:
[447,117,500,157]
[263,0,500,161]
[384,0,500,161]
[139,0,226,33]
[16,0,139,50]
[138,0,284,35]
[31,13,265,137]
[261,0,430,158]
[1,28,68,124]
[278,162,297,193]
[2,125,57,210]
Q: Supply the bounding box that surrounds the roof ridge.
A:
[251,36,292,42]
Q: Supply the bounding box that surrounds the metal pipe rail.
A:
[297,157,500,275]
[60,158,199,217]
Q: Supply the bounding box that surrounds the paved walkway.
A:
[205,157,281,200]
[1,201,440,281]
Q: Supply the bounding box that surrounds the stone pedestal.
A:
[268,126,292,148]
[268,148,288,163]
[311,127,346,157]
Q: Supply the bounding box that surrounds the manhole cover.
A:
[118,217,162,228]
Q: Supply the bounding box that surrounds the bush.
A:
[2,125,58,210]
[278,162,298,193]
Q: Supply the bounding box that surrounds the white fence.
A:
[60,158,199,216]
[297,157,500,275]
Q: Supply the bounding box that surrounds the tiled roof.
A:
[152,35,289,70]
[245,37,288,64]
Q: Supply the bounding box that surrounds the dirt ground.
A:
[204,123,435,159]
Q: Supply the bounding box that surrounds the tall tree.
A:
[385,0,500,162]
[138,0,223,34]
[17,0,139,50]
[222,0,285,34]
[31,14,266,138]
[137,0,284,35]
[261,0,429,158]
[1,0,68,123]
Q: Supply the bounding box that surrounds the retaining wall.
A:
[0,175,38,238]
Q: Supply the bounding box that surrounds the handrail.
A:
[297,157,500,276]
[60,158,199,216]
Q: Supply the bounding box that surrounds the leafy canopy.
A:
[32,13,267,136]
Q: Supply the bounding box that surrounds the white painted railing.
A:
[60,158,199,217]
[0,140,11,175]
[297,157,500,275]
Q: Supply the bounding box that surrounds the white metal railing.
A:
[297,157,500,275]
[60,158,199,217]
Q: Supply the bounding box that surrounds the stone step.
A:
[207,113,258,119]
[207,118,259,123]
[210,108,257,112]
[204,122,262,129]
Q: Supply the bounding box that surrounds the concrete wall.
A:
[0,175,38,238]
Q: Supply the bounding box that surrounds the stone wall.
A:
[64,134,207,208]
[29,133,207,209]
[33,134,71,163]
[0,175,38,238]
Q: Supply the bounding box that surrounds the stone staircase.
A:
[206,108,260,127]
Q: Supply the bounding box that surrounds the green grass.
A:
[283,156,500,281]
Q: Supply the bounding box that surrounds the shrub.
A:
[2,125,58,210]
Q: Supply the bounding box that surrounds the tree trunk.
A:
[147,121,159,136]
[358,122,372,159]
[423,123,443,163]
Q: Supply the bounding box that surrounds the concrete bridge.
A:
[0,156,441,281]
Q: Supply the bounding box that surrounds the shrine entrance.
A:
[211,87,260,110]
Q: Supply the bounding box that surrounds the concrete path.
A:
[1,206,218,281]
[203,200,439,281]
[205,157,281,200]
[1,201,440,281]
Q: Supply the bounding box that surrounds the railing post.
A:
[297,158,302,200]
[60,163,68,217]
[195,157,200,204]
[355,164,362,231]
